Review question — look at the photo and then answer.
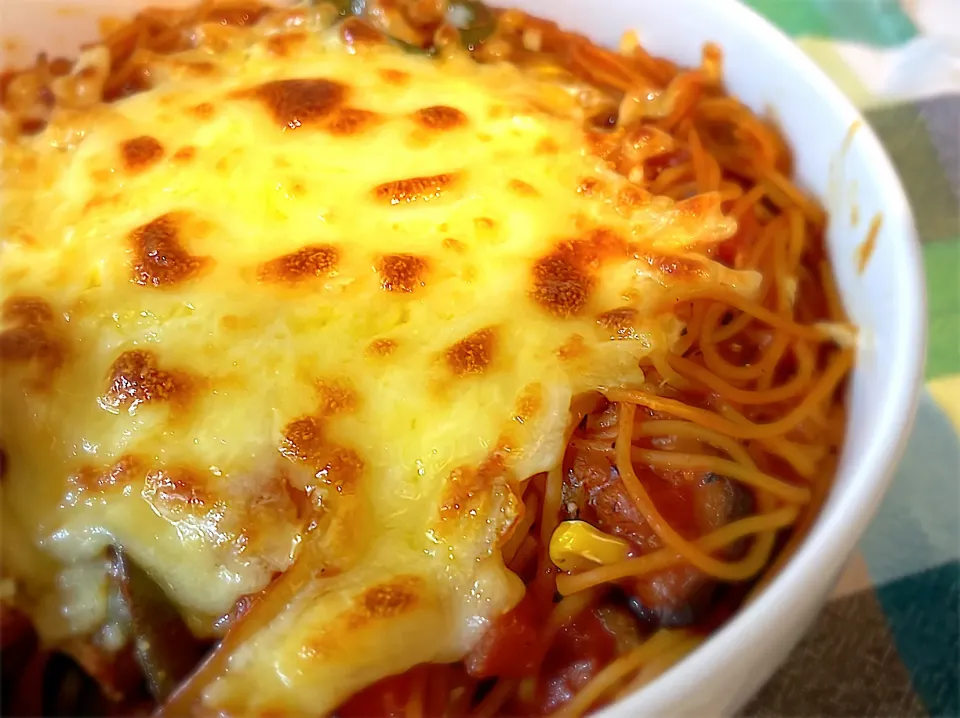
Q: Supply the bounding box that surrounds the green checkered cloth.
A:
[736,1,960,716]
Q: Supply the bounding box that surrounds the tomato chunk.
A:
[510,608,618,715]
[465,592,545,679]
[337,670,417,718]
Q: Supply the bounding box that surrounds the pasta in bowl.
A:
[0,0,921,716]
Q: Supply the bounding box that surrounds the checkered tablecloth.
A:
[734,1,960,716]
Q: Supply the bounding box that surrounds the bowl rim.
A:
[596,1,927,715]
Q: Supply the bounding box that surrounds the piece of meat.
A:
[627,474,754,627]
[465,591,545,679]
[509,606,618,716]
[563,443,754,628]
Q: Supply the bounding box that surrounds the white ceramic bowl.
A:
[1,0,926,715]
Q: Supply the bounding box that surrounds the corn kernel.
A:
[548,520,631,572]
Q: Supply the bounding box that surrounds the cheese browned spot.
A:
[143,466,211,513]
[597,307,640,340]
[0,296,66,376]
[242,78,347,131]
[582,227,630,260]
[412,105,467,130]
[68,455,144,495]
[280,415,325,464]
[531,230,630,318]
[577,176,605,197]
[366,338,398,357]
[281,416,363,495]
[129,214,211,288]
[445,328,496,376]
[120,135,165,172]
[2,296,55,325]
[352,576,423,626]
[530,251,593,318]
[441,452,508,517]
[100,349,193,413]
[557,334,588,361]
[325,108,379,136]
[315,379,359,417]
[315,445,364,495]
[377,254,428,292]
[514,384,542,424]
[374,173,458,205]
[257,244,339,284]
[300,576,425,660]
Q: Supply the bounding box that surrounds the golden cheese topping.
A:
[0,15,757,715]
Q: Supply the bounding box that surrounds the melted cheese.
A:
[0,15,757,715]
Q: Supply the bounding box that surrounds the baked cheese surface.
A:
[0,15,753,714]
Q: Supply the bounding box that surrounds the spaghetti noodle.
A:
[0,1,852,716]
